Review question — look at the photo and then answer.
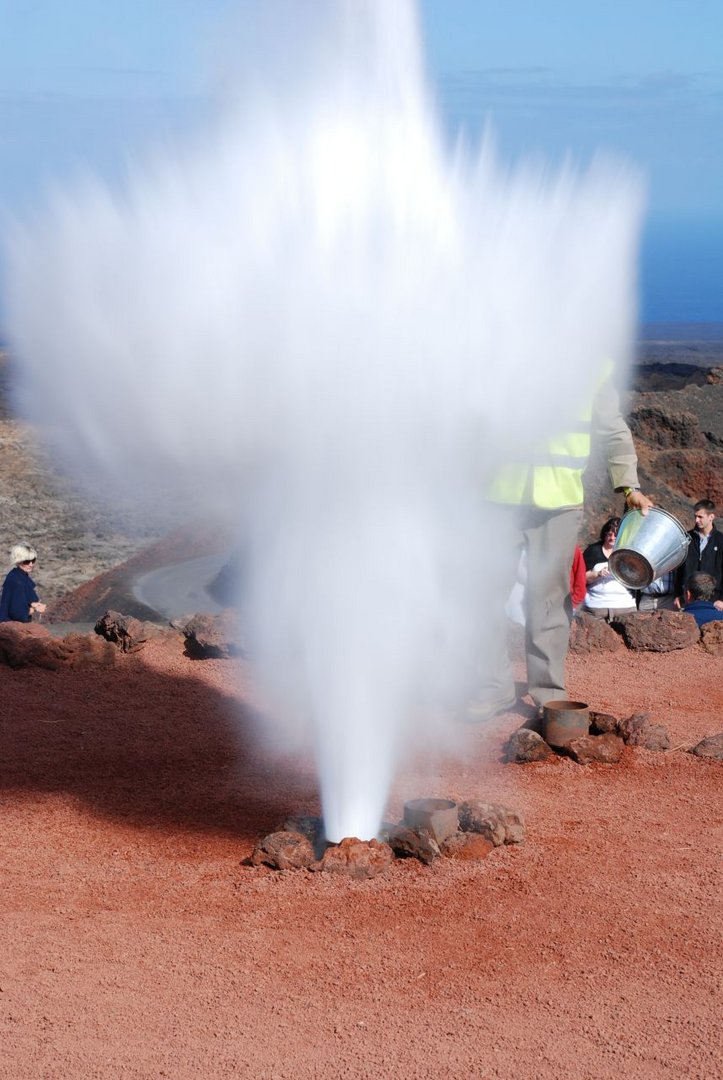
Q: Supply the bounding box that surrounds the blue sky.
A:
[1,0,721,321]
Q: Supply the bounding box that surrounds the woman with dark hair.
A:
[0,543,47,623]
[582,517,636,619]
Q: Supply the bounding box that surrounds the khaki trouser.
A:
[483,505,583,708]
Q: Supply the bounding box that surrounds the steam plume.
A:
[4,0,643,841]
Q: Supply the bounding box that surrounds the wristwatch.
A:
[623,486,640,498]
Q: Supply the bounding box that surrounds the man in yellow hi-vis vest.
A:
[469,372,653,720]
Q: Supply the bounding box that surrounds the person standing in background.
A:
[675,499,723,609]
[0,543,47,623]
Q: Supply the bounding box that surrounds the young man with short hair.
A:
[675,499,723,610]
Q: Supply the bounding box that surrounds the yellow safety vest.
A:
[488,362,612,510]
[487,420,592,509]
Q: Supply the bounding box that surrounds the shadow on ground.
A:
[0,645,318,842]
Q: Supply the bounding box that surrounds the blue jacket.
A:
[684,600,723,628]
[676,528,723,601]
[0,566,39,622]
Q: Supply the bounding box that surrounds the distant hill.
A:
[3,333,723,602]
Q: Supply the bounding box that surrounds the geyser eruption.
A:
[4,0,643,842]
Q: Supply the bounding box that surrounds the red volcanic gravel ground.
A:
[1,633,722,1079]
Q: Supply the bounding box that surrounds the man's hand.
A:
[625,490,654,515]
[714,600,723,611]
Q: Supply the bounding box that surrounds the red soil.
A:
[1,631,721,1079]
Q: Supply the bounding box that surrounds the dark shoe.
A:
[515,700,545,722]
[506,700,545,734]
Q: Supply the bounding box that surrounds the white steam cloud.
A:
[4,0,643,841]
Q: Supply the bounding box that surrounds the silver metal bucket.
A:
[609,508,689,590]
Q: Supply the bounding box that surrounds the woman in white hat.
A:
[0,543,47,623]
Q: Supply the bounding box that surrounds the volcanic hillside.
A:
[1,336,723,621]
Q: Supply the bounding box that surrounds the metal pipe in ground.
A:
[542,700,590,748]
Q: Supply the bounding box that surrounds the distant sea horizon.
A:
[2,322,722,352]
[639,321,723,343]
